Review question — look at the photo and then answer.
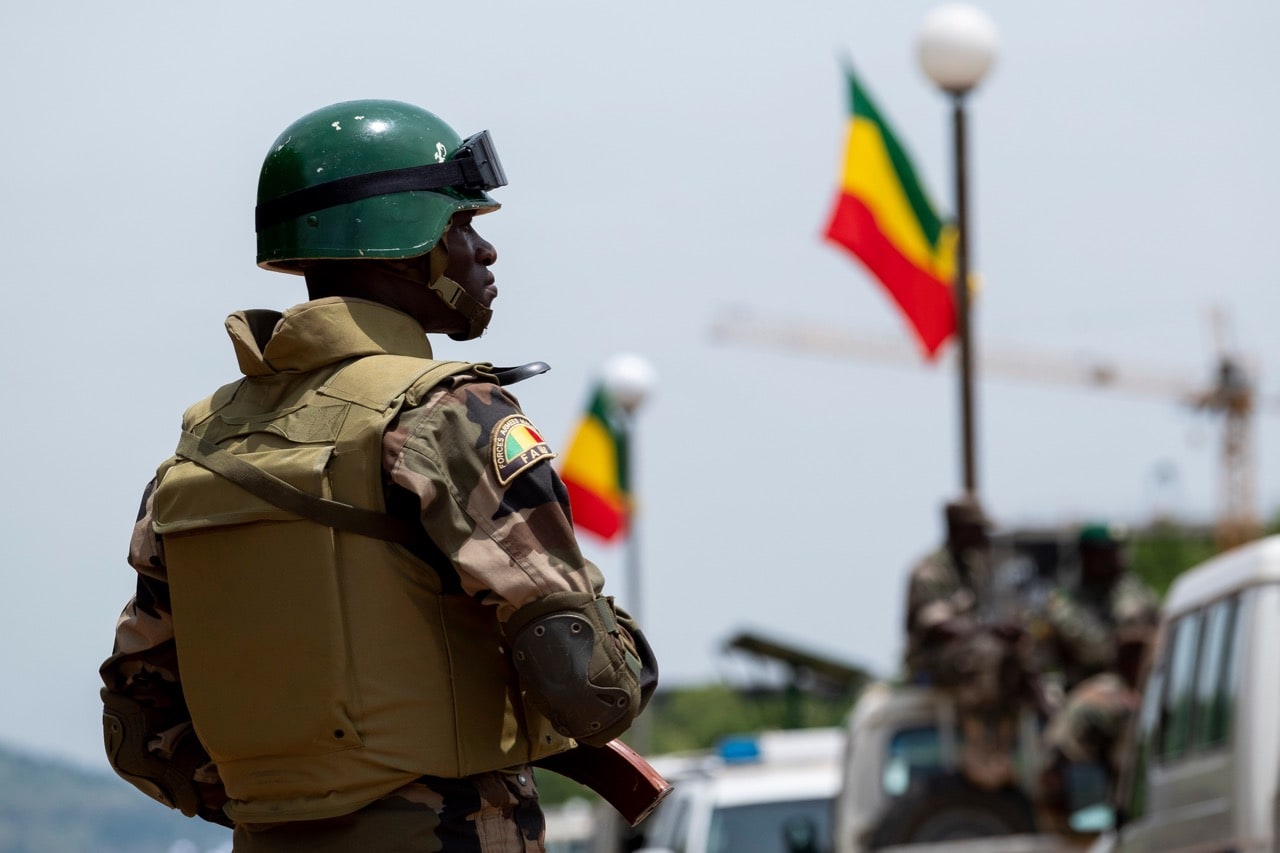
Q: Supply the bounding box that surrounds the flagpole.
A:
[952,92,977,497]
[601,352,657,752]
[917,3,998,501]
[616,410,642,625]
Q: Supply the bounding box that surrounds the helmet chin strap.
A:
[379,239,492,340]
[427,275,492,341]
[425,234,491,341]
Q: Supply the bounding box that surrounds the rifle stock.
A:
[533,739,674,826]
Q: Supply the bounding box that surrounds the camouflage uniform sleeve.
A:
[1112,574,1161,632]
[904,551,978,679]
[387,378,656,740]
[384,377,604,623]
[1045,588,1114,679]
[906,551,972,635]
[1043,672,1139,768]
[99,482,228,825]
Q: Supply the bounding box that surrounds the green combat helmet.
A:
[1078,522,1129,548]
[255,99,506,272]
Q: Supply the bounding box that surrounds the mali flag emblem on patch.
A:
[492,415,556,485]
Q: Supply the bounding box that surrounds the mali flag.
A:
[823,65,959,359]
[560,384,629,541]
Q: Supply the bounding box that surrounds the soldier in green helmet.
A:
[1034,522,1159,827]
[1042,523,1159,692]
[100,100,657,851]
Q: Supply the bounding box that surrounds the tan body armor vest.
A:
[151,353,572,824]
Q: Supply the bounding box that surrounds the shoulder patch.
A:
[492,414,556,485]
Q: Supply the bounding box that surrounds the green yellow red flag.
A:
[560,384,629,541]
[823,65,959,359]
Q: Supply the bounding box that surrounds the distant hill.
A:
[0,742,229,853]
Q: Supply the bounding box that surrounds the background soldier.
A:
[100,99,657,852]
[903,497,1026,790]
[1038,621,1153,832]
[1035,523,1159,828]
[1043,523,1160,692]
[903,497,988,683]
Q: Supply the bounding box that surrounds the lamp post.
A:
[601,352,657,751]
[917,3,998,500]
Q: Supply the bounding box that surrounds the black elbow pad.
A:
[101,689,229,826]
[101,688,203,816]
[505,592,643,746]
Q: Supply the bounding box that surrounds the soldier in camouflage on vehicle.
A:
[903,497,1029,790]
[1042,523,1159,693]
[1036,523,1158,828]
[99,99,657,852]
[1038,625,1150,817]
[906,494,983,681]
[903,497,988,683]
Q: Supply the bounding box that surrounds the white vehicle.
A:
[630,727,846,853]
[585,748,721,853]
[545,798,597,853]
[832,681,1093,853]
[1090,534,1280,853]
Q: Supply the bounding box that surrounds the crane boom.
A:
[709,306,1269,550]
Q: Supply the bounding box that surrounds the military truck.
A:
[832,528,1112,852]
[832,681,1098,852]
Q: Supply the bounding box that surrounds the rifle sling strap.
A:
[176,431,420,548]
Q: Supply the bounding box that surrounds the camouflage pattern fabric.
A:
[1043,672,1139,773]
[382,375,607,616]
[233,769,544,852]
[1044,574,1158,690]
[903,548,979,679]
[905,547,1034,791]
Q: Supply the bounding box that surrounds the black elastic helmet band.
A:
[255,130,507,232]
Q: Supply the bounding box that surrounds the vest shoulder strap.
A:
[174,430,421,547]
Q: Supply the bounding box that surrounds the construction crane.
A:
[709,305,1274,551]
[1194,308,1258,549]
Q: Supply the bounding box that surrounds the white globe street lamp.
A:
[916,4,998,502]
[601,352,657,414]
[917,3,999,94]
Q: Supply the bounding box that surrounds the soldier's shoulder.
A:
[406,370,523,425]
[1113,573,1160,605]
[910,549,953,576]
[1046,585,1072,603]
[1044,586,1080,616]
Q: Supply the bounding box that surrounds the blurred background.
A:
[2,1,1278,848]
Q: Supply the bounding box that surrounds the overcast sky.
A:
[4,0,1278,773]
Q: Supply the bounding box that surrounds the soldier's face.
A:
[1080,545,1123,585]
[950,521,988,553]
[443,212,498,310]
